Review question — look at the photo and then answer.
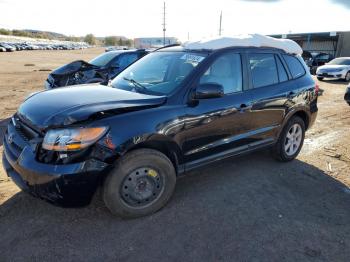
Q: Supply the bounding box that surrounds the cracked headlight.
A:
[42,127,108,151]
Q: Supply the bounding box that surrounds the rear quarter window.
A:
[282,54,306,79]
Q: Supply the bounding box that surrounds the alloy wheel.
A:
[284,123,303,156]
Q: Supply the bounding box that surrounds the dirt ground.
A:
[0,49,350,261]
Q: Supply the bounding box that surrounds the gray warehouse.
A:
[271,31,350,58]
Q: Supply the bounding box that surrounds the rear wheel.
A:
[345,72,350,82]
[272,116,305,162]
[317,76,324,81]
[103,149,176,218]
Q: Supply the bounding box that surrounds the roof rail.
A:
[153,44,180,52]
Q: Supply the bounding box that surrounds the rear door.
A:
[247,52,291,144]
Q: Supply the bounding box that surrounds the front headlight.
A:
[42,127,108,151]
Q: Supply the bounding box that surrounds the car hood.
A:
[317,65,349,71]
[51,60,99,76]
[17,84,166,130]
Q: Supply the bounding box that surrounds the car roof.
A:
[157,45,287,55]
[107,49,146,55]
[180,34,302,55]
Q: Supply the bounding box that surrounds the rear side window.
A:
[282,54,306,79]
[118,53,139,69]
[276,55,288,82]
[248,53,278,88]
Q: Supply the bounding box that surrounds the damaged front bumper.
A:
[2,119,111,207]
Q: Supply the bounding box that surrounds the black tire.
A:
[272,116,305,162]
[103,148,176,218]
[344,71,350,82]
[317,77,324,81]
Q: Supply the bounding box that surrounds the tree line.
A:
[84,34,133,47]
[0,28,133,47]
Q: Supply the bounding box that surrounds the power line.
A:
[162,2,166,46]
[219,11,223,36]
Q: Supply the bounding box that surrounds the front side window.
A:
[249,53,278,88]
[111,51,207,95]
[282,54,306,79]
[200,53,242,94]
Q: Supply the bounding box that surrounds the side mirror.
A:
[194,83,224,99]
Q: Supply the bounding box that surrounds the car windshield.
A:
[328,58,350,65]
[111,51,207,95]
[89,52,120,67]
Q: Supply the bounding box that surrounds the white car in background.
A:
[316,57,350,81]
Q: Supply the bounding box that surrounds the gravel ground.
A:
[0,49,349,262]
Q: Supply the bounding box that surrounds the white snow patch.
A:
[182,34,303,55]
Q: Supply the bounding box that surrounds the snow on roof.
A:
[182,34,303,55]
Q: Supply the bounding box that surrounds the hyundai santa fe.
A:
[2,36,318,218]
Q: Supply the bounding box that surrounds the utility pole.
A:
[162,2,166,46]
[219,11,223,36]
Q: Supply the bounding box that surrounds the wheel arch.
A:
[292,110,310,130]
[278,108,310,139]
[123,135,184,175]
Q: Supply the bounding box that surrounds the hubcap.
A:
[346,73,350,81]
[284,123,302,156]
[121,167,163,207]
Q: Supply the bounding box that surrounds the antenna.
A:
[162,2,166,46]
[219,11,223,36]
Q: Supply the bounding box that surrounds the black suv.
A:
[2,44,318,218]
[45,49,148,89]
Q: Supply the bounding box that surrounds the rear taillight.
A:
[315,82,319,96]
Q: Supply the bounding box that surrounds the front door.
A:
[182,51,254,169]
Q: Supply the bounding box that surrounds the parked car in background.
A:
[302,51,334,75]
[316,57,350,81]
[345,85,350,105]
[0,41,90,51]
[3,35,318,218]
[45,49,148,89]
[105,46,130,52]
[0,43,16,52]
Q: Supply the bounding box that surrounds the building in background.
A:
[271,31,350,58]
[134,37,178,49]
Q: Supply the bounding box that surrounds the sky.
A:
[0,0,349,41]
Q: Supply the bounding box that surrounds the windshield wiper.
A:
[123,77,147,92]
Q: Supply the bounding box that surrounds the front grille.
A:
[13,116,41,141]
[4,116,42,160]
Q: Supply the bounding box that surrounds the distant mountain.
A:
[23,29,67,39]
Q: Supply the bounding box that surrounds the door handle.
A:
[287,91,295,98]
[239,104,252,112]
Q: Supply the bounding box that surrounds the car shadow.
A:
[0,118,10,146]
[319,79,348,85]
[0,150,350,261]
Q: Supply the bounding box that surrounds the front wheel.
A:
[272,116,305,162]
[103,149,176,218]
[317,76,324,81]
